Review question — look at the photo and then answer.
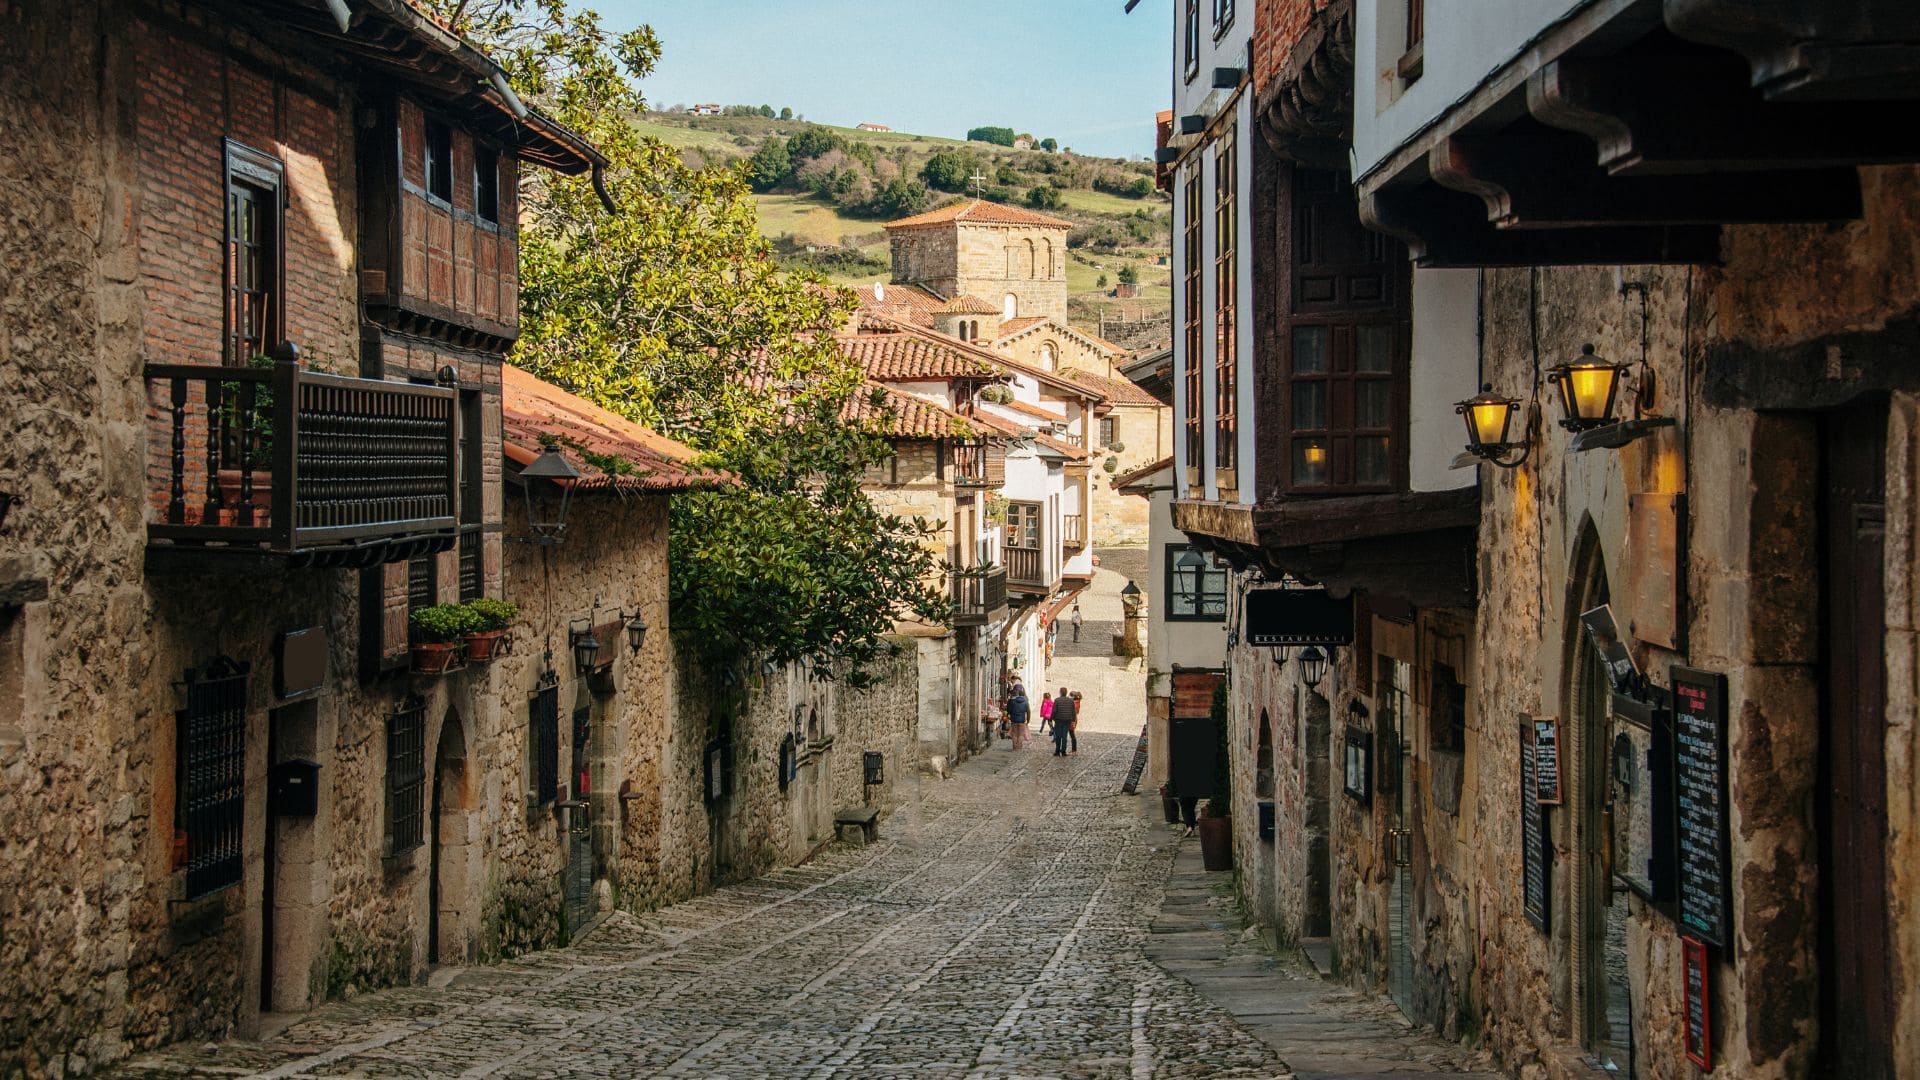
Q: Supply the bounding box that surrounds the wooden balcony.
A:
[1005,546,1055,592]
[1062,513,1086,550]
[146,354,459,566]
[951,566,1008,627]
[950,441,1006,488]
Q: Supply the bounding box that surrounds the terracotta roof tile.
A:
[883,198,1075,231]
[852,283,944,328]
[996,316,1048,336]
[1112,455,1174,490]
[1062,368,1162,407]
[846,382,970,440]
[989,398,1069,424]
[940,294,1002,315]
[840,333,1003,381]
[502,366,731,492]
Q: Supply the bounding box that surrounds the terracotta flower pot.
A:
[411,641,464,674]
[463,630,508,661]
[216,468,273,510]
[1197,814,1234,871]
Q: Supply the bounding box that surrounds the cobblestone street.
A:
[111,561,1481,1080]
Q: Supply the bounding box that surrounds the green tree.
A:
[786,123,844,163]
[744,136,792,191]
[1117,264,1139,285]
[1026,184,1064,211]
[919,149,978,192]
[758,104,774,117]
[1096,273,1108,289]
[866,177,930,219]
[425,0,947,682]
[966,125,1016,147]
[779,106,793,120]
[1040,137,1058,152]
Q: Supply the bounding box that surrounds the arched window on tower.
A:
[1025,238,1037,278]
[1003,293,1018,320]
[1040,343,1057,370]
[1041,238,1055,279]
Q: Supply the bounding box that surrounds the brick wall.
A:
[1254,0,1338,95]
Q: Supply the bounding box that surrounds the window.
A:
[176,657,248,899]
[1214,0,1235,33]
[1182,172,1203,483]
[529,673,559,804]
[1284,165,1406,493]
[408,552,437,617]
[1214,126,1238,474]
[474,145,500,222]
[1183,0,1201,79]
[1007,502,1042,548]
[457,390,483,602]
[388,695,427,854]
[1165,543,1228,621]
[1430,661,1467,753]
[224,141,284,365]
[1377,657,1411,795]
[425,119,453,204]
[1100,416,1117,446]
[1040,343,1057,370]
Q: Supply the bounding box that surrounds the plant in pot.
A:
[1196,680,1235,871]
[216,352,279,518]
[462,597,519,661]
[410,603,480,674]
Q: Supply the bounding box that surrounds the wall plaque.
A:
[1531,715,1562,805]
[1683,935,1713,1069]
[1520,718,1551,933]
[1343,725,1372,804]
[1672,666,1731,948]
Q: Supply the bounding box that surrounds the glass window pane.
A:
[1355,379,1391,429]
[1356,324,1394,372]
[1292,380,1326,430]
[1292,326,1329,374]
[1355,436,1390,486]
[1293,439,1329,485]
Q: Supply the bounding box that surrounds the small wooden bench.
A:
[834,807,880,845]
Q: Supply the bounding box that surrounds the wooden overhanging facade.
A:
[1354,0,1920,268]
[1172,0,1479,611]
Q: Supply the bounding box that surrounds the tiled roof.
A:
[941,294,1002,315]
[993,314,1131,361]
[996,316,1048,336]
[839,333,1003,381]
[1030,433,1087,461]
[846,382,971,440]
[502,366,731,492]
[1112,455,1174,490]
[852,283,944,328]
[1062,368,1162,407]
[883,198,1075,231]
[989,398,1069,424]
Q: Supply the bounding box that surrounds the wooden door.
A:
[1818,396,1895,1079]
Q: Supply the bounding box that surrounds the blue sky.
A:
[595,0,1171,159]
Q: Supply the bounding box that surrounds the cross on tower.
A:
[969,170,988,200]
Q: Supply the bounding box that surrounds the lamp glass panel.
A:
[1565,364,1618,423]
[1294,439,1329,485]
[1467,399,1513,447]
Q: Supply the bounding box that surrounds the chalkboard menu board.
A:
[1682,936,1713,1068]
[1532,716,1562,805]
[1120,725,1150,794]
[1520,719,1551,933]
[1672,666,1730,948]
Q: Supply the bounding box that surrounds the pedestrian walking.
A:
[1051,688,1076,756]
[1005,682,1030,749]
[1067,690,1082,754]
[1038,690,1054,735]
[1070,602,1083,642]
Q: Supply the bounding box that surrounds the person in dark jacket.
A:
[1005,683,1030,749]
[1051,688,1076,756]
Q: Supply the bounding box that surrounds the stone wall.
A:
[889,221,1070,323]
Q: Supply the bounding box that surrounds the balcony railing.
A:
[1005,545,1051,590]
[1063,513,1086,549]
[950,566,1008,626]
[146,354,458,565]
[950,441,1006,488]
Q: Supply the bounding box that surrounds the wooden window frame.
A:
[474,144,500,223]
[1213,126,1238,476]
[425,119,453,205]
[223,140,285,366]
[1165,543,1228,621]
[1006,501,1043,550]
[1400,0,1426,83]
[1183,0,1201,81]
[1100,416,1117,447]
[1182,172,1204,487]
[1213,0,1236,38]
[457,389,484,603]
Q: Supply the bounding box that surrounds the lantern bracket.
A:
[1570,415,1676,453]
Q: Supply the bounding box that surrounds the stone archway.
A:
[429,707,474,966]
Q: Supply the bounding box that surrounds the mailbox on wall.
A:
[269,759,319,817]
[862,751,885,786]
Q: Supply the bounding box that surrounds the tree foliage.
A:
[966,125,1016,147]
[422,0,948,683]
[1025,184,1064,211]
[920,149,981,192]
[1040,137,1058,152]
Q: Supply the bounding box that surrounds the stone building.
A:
[883,199,1073,323]
[1158,1,1920,1079]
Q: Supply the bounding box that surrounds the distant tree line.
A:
[745,125,932,220]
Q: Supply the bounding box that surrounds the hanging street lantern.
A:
[570,622,601,675]
[1298,645,1330,689]
[623,610,648,655]
[1174,546,1208,602]
[512,445,580,544]
[1271,646,1289,669]
[1546,344,1628,432]
[1454,384,1532,467]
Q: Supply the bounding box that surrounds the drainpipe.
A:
[488,69,528,120]
[324,0,353,33]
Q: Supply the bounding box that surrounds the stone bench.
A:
[834,807,880,845]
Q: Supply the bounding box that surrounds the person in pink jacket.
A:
[1038,690,1055,735]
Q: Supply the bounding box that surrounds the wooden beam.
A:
[1429,131,1861,228]
[1257,528,1479,611]
[1361,186,1722,269]
[1664,0,1920,102]
[1530,54,1920,176]
[1249,487,1479,549]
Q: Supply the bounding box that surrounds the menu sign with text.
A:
[1672,666,1730,948]
[1520,719,1551,933]
[1532,715,1562,805]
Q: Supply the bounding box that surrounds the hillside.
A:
[633,111,1173,341]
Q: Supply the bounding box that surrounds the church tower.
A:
[882,198,1073,323]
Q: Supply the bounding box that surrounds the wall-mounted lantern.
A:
[620,609,648,655]
[1455,384,1532,468]
[510,446,579,545]
[568,620,601,675]
[1271,646,1289,669]
[1298,645,1330,690]
[1546,344,1628,432]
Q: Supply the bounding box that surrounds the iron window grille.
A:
[1165,543,1229,621]
[529,673,559,804]
[408,552,437,616]
[388,695,427,854]
[176,656,249,900]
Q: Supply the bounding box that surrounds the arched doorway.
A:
[1566,526,1633,1075]
[429,708,471,966]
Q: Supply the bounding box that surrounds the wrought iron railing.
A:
[1063,513,1086,549]
[951,566,1008,625]
[146,351,458,562]
[950,440,1005,488]
[1006,545,1048,588]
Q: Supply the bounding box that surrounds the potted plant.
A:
[462,597,518,661]
[1197,680,1235,871]
[410,603,479,674]
[217,353,279,515]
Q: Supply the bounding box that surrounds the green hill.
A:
[633,111,1172,330]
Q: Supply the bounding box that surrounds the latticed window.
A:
[1165,543,1228,621]
[176,657,249,899]
[388,695,427,854]
[1182,172,1204,482]
[1214,126,1238,474]
[408,553,436,616]
[529,674,559,805]
[458,390,483,602]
